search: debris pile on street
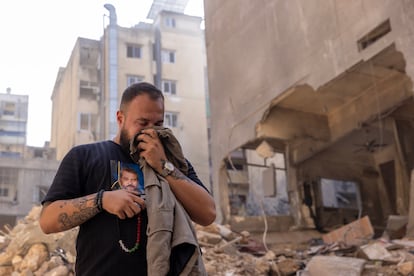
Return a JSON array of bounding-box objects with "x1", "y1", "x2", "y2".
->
[
  {"x1": 2, "y1": 206, "x2": 414, "y2": 275},
  {"x1": 0, "y1": 206, "x2": 77, "y2": 275}
]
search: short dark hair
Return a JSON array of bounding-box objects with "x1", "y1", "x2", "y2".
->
[
  {"x1": 120, "y1": 82, "x2": 164, "y2": 112},
  {"x1": 121, "y1": 167, "x2": 137, "y2": 176}
]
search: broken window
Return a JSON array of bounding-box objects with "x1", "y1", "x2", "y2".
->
[
  {"x1": 226, "y1": 149, "x2": 248, "y2": 215},
  {"x1": 226, "y1": 147, "x2": 289, "y2": 216},
  {"x1": 320, "y1": 179, "x2": 361, "y2": 210}
]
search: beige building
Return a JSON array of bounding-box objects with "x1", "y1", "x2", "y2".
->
[
  {"x1": 205, "y1": 0, "x2": 414, "y2": 233},
  {"x1": 50, "y1": 38, "x2": 101, "y2": 160},
  {"x1": 51, "y1": 5, "x2": 210, "y2": 187}
]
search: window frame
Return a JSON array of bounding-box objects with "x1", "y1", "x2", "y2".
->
[
  {"x1": 161, "y1": 50, "x2": 175, "y2": 64},
  {"x1": 126, "y1": 44, "x2": 142, "y2": 59},
  {"x1": 162, "y1": 79, "x2": 177, "y2": 95},
  {"x1": 78, "y1": 113, "x2": 96, "y2": 132},
  {"x1": 0, "y1": 167, "x2": 17, "y2": 201},
  {"x1": 2, "y1": 101, "x2": 16, "y2": 116},
  {"x1": 127, "y1": 75, "x2": 144, "y2": 87},
  {"x1": 165, "y1": 17, "x2": 176, "y2": 28},
  {"x1": 164, "y1": 111, "x2": 178, "y2": 128}
]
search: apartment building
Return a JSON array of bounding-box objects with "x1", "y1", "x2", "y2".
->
[
  {"x1": 0, "y1": 90, "x2": 58, "y2": 227},
  {"x1": 205, "y1": 0, "x2": 414, "y2": 233},
  {"x1": 0, "y1": 154, "x2": 59, "y2": 227},
  {"x1": 51, "y1": 4, "x2": 210, "y2": 187},
  {"x1": 0, "y1": 90, "x2": 28, "y2": 157},
  {"x1": 50, "y1": 38, "x2": 101, "y2": 160}
]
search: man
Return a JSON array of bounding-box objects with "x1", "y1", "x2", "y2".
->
[
  {"x1": 119, "y1": 167, "x2": 139, "y2": 191},
  {"x1": 39, "y1": 82, "x2": 216, "y2": 275}
]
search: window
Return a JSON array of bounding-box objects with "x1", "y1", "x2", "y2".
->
[
  {"x1": 79, "y1": 80, "x2": 98, "y2": 99},
  {"x1": 162, "y1": 80, "x2": 176, "y2": 95},
  {"x1": 165, "y1": 17, "x2": 176, "y2": 28},
  {"x1": 264, "y1": 152, "x2": 287, "y2": 197},
  {"x1": 357, "y1": 19, "x2": 391, "y2": 51},
  {"x1": 320, "y1": 179, "x2": 361, "y2": 210},
  {"x1": 226, "y1": 149, "x2": 245, "y2": 170},
  {"x1": 79, "y1": 113, "x2": 97, "y2": 131},
  {"x1": 0, "y1": 187, "x2": 8, "y2": 197},
  {"x1": 2, "y1": 102, "x2": 16, "y2": 116},
  {"x1": 34, "y1": 149, "x2": 44, "y2": 158},
  {"x1": 0, "y1": 167, "x2": 17, "y2": 200},
  {"x1": 161, "y1": 50, "x2": 175, "y2": 63},
  {"x1": 127, "y1": 44, "x2": 142, "y2": 58},
  {"x1": 127, "y1": 75, "x2": 143, "y2": 86},
  {"x1": 164, "y1": 112, "x2": 178, "y2": 128}
]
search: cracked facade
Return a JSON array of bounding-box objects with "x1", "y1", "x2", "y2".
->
[{"x1": 204, "y1": 0, "x2": 414, "y2": 234}]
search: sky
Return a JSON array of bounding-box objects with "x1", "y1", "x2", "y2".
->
[{"x1": 0, "y1": 0, "x2": 204, "y2": 147}]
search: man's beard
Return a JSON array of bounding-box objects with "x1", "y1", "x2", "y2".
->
[{"x1": 119, "y1": 127, "x2": 132, "y2": 154}]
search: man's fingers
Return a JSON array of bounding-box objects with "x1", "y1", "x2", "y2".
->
[
  {"x1": 124, "y1": 208, "x2": 135, "y2": 218},
  {"x1": 117, "y1": 212, "x2": 126, "y2": 220}
]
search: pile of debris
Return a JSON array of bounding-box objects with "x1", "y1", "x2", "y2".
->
[
  {"x1": 0, "y1": 206, "x2": 77, "y2": 275},
  {"x1": 2, "y1": 206, "x2": 414, "y2": 275},
  {"x1": 196, "y1": 219, "x2": 407, "y2": 276}
]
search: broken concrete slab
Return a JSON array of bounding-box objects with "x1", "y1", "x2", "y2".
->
[
  {"x1": 322, "y1": 216, "x2": 374, "y2": 246},
  {"x1": 305, "y1": 255, "x2": 366, "y2": 276},
  {"x1": 360, "y1": 241, "x2": 393, "y2": 261},
  {"x1": 397, "y1": 261, "x2": 414, "y2": 276},
  {"x1": 384, "y1": 215, "x2": 408, "y2": 239}
]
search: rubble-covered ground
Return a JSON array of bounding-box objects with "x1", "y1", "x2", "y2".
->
[{"x1": 1, "y1": 206, "x2": 414, "y2": 275}]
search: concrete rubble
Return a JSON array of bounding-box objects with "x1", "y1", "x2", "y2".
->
[{"x1": 2, "y1": 206, "x2": 414, "y2": 275}]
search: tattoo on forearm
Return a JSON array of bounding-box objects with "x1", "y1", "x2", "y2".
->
[
  {"x1": 57, "y1": 195, "x2": 100, "y2": 231},
  {"x1": 171, "y1": 168, "x2": 191, "y2": 183}
]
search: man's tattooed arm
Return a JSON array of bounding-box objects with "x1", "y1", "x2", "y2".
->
[
  {"x1": 56, "y1": 195, "x2": 100, "y2": 231},
  {"x1": 41, "y1": 193, "x2": 100, "y2": 233}
]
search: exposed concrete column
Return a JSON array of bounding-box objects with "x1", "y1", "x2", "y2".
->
[
  {"x1": 286, "y1": 164, "x2": 303, "y2": 228},
  {"x1": 215, "y1": 164, "x2": 229, "y2": 224},
  {"x1": 392, "y1": 119, "x2": 411, "y2": 214}
]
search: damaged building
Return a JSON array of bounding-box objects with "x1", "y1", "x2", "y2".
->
[{"x1": 204, "y1": 0, "x2": 414, "y2": 235}]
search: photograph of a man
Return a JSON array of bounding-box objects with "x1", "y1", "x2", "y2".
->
[
  {"x1": 120, "y1": 167, "x2": 139, "y2": 191},
  {"x1": 110, "y1": 161, "x2": 143, "y2": 194}
]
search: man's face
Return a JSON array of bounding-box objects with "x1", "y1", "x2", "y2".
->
[
  {"x1": 120, "y1": 170, "x2": 138, "y2": 191},
  {"x1": 117, "y1": 93, "x2": 164, "y2": 151}
]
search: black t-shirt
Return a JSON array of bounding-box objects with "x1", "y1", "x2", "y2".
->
[{"x1": 42, "y1": 140, "x2": 206, "y2": 276}]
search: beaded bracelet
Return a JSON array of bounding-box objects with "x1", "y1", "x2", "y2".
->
[{"x1": 96, "y1": 189, "x2": 105, "y2": 212}]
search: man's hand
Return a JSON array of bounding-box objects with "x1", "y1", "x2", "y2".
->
[
  {"x1": 136, "y1": 128, "x2": 166, "y2": 173},
  {"x1": 102, "y1": 189, "x2": 146, "y2": 219}
]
